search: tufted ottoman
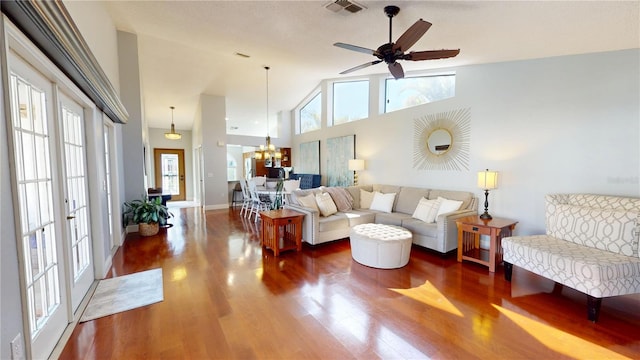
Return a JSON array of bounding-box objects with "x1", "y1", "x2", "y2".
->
[{"x1": 349, "y1": 223, "x2": 413, "y2": 269}]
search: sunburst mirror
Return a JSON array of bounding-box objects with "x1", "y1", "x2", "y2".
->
[{"x1": 413, "y1": 108, "x2": 471, "y2": 171}]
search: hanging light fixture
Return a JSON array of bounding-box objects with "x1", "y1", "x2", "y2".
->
[
  {"x1": 164, "y1": 106, "x2": 182, "y2": 140},
  {"x1": 256, "y1": 66, "x2": 281, "y2": 161}
]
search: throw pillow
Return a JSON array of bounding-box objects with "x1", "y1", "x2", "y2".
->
[
  {"x1": 324, "y1": 187, "x2": 354, "y2": 212},
  {"x1": 436, "y1": 196, "x2": 463, "y2": 218},
  {"x1": 412, "y1": 197, "x2": 442, "y2": 223},
  {"x1": 360, "y1": 189, "x2": 375, "y2": 209},
  {"x1": 315, "y1": 192, "x2": 338, "y2": 217},
  {"x1": 297, "y1": 194, "x2": 319, "y2": 212},
  {"x1": 369, "y1": 192, "x2": 396, "y2": 213}
]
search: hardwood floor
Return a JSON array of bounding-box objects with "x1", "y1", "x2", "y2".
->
[{"x1": 60, "y1": 207, "x2": 640, "y2": 359}]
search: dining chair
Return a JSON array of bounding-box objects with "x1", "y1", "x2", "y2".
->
[
  {"x1": 282, "y1": 179, "x2": 300, "y2": 204},
  {"x1": 247, "y1": 179, "x2": 271, "y2": 222},
  {"x1": 239, "y1": 179, "x2": 252, "y2": 218}
]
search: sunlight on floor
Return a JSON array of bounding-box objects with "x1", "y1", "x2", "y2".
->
[
  {"x1": 493, "y1": 305, "x2": 632, "y2": 359},
  {"x1": 390, "y1": 281, "x2": 464, "y2": 317}
]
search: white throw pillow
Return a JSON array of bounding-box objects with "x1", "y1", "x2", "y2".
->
[
  {"x1": 315, "y1": 192, "x2": 338, "y2": 217},
  {"x1": 412, "y1": 197, "x2": 442, "y2": 223},
  {"x1": 369, "y1": 192, "x2": 396, "y2": 213},
  {"x1": 297, "y1": 194, "x2": 319, "y2": 212},
  {"x1": 435, "y1": 196, "x2": 463, "y2": 218},
  {"x1": 360, "y1": 189, "x2": 375, "y2": 209}
]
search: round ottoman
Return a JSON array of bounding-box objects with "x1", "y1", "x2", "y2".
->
[{"x1": 349, "y1": 223, "x2": 413, "y2": 269}]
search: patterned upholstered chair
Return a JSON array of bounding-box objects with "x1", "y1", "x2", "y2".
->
[{"x1": 502, "y1": 194, "x2": 640, "y2": 322}]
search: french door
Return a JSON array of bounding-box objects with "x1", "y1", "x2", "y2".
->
[
  {"x1": 58, "y1": 93, "x2": 94, "y2": 312},
  {"x1": 9, "y1": 50, "x2": 94, "y2": 359}
]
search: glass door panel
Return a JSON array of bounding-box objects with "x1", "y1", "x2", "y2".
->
[
  {"x1": 59, "y1": 93, "x2": 94, "y2": 312},
  {"x1": 9, "y1": 61, "x2": 68, "y2": 360}
]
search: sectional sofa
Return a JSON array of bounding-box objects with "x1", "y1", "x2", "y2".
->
[{"x1": 283, "y1": 184, "x2": 478, "y2": 254}]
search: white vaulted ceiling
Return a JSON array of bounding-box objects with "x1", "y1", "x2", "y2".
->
[{"x1": 100, "y1": 1, "x2": 639, "y2": 137}]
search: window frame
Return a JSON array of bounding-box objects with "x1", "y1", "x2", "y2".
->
[
  {"x1": 296, "y1": 89, "x2": 322, "y2": 134},
  {"x1": 384, "y1": 72, "x2": 456, "y2": 113},
  {"x1": 331, "y1": 79, "x2": 370, "y2": 127}
]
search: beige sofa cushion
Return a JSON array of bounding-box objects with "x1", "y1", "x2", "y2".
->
[
  {"x1": 345, "y1": 185, "x2": 372, "y2": 209},
  {"x1": 401, "y1": 218, "x2": 439, "y2": 238},
  {"x1": 360, "y1": 189, "x2": 375, "y2": 209},
  {"x1": 290, "y1": 188, "x2": 322, "y2": 206},
  {"x1": 375, "y1": 212, "x2": 412, "y2": 226},
  {"x1": 297, "y1": 194, "x2": 319, "y2": 212},
  {"x1": 396, "y1": 186, "x2": 431, "y2": 214},
  {"x1": 318, "y1": 214, "x2": 349, "y2": 232}
]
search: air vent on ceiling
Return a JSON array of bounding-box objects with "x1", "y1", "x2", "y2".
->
[{"x1": 324, "y1": 0, "x2": 366, "y2": 14}]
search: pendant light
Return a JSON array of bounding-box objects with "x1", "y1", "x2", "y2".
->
[
  {"x1": 164, "y1": 106, "x2": 181, "y2": 140},
  {"x1": 256, "y1": 66, "x2": 280, "y2": 161}
]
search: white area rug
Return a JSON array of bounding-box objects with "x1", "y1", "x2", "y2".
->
[{"x1": 80, "y1": 268, "x2": 164, "y2": 322}]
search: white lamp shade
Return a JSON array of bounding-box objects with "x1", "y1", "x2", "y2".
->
[
  {"x1": 477, "y1": 170, "x2": 498, "y2": 190},
  {"x1": 348, "y1": 159, "x2": 365, "y2": 171}
]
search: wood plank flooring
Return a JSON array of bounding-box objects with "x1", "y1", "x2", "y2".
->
[{"x1": 60, "y1": 207, "x2": 640, "y2": 359}]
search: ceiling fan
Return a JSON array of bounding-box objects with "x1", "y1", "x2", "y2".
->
[{"x1": 334, "y1": 5, "x2": 460, "y2": 79}]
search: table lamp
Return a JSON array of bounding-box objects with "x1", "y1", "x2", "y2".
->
[
  {"x1": 477, "y1": 169, "x2": 498, "y2": 220},
  {"x1": 348, "y1": 159, "x2": 365, "y2": 186}
]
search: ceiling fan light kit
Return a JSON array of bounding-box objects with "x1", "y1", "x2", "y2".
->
[{"x1": 334, "y1": 5, "x2": 460, "y2": 79}]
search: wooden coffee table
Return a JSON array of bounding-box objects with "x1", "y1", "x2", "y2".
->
[{"x1": 259, "y1": 209, "x2": 304, "y2": 256}]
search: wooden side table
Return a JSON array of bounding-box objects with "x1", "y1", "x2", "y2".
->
[
  {"x1": 456, "y1": 215, "x2": 518, "y2": 272},
  {"x1": 259, "y1": 209, "x2": 304, "y2": 256}
]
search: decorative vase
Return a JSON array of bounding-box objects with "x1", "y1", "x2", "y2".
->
[{"x1": 139, "y1": 222, "x2": 159, "y2": 237}]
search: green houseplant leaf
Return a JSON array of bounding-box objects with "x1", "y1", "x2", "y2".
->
[{"x1": 123, "y1": 195, "x2": 173, "y2": 226}]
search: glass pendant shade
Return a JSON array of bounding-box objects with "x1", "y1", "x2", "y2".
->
[{"x1": 164, "y1": 106, "x2": 182, "y2": 140}]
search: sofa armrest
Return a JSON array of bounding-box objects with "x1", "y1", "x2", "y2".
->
[
  {"x1": 283, "y1": 204, "x2": 320, "y2": 244},
  {"x1": 436, "y1": 209, "x2": 478, "y2": 252}
]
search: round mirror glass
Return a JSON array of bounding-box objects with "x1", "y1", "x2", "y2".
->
[{"x1": 427, "y1": 129, "x2": 452, "y2": 155}]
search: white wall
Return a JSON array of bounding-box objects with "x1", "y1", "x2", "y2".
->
[
  {"x1": 200, "y1": 94, "x2": 230, "y2": 209},
  {"x1": 63, "y1": 1, "x2": 120, "y2": 92},
  {"x1": 117, "y1": 31, "x2": 146, "y2": 202},
  {"x1": 292, "y1": 49, "x2": 640, "y2": 236},
  {"x1": 147, "y1": 128, "x2": 194, "y2": 200}
]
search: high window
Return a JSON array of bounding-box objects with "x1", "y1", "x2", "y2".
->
[
  {"x1": 299, "y1": 92, "x2": 321, "y2": 133},
  {"x1": 385, "y1": 74, "x2": 455, "y2": 113},
  {"x1": 332, "y1": 80, "x2": 369, "y2": 126}
]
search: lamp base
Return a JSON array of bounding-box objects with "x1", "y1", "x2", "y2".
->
[{"x1": 479, "y1": 212, "x2": 493, "y2": 220}]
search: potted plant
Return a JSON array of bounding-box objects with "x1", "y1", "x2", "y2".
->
[
  {"x1": 122, "y1": 195, "x2": 172, "y2": 236},
  {"x1": 270, "y1": 178, "x2": 284, "y2": 210}
]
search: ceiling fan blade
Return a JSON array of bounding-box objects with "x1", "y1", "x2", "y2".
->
[
  {"x1": 388, "y1": 62, "x2": 404, "y2": 79},
  {"x1": 340, "y1": 60, "x2": 383, "y2": 75},
  {"x1": 392, "y1": 19, "x2": 432, "y2": 53},
  {"x1": 404, "y1": 49, "x2": 460, "y2": 61},
  {"x1": 334, "y1": 42, "x2": 376, "y2": 55}
]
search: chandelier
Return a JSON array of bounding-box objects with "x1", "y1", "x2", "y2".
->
[
  {"x1": 164, "y1": 106, "x2": 181, "y2": 140},
  {"x1": 255, "y1": 66, "x2": 281, "y2": 161}
]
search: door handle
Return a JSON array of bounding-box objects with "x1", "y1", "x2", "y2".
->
[
  {"x1": 67, "y1": 215, "x2": 75, "y2": 220},
  {"x1": 180, "y1": 175, "x2": 185, "y2": 181}
]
